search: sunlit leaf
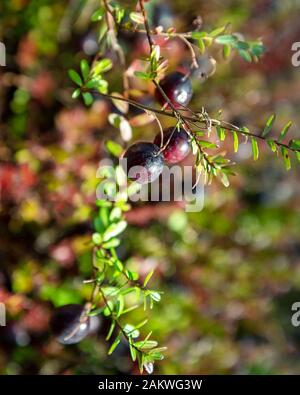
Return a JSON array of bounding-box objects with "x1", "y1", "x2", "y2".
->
[
  {"x1": 262, "y1": 114, "x2": 276, "y2": 137},
  {"x1": 215, "y1": 34, "x2": 237, "y2": 45},
  {"x1": 103, "y1": 221, "x2": 127, "y2": 241},
  {"x1": 278, "y1": 121, "x2": 292, "y2": 142},
  {"x1": 281, "y1": 146, "x2": 291, "y2": 170},
  {"x1": 108, "y1": 332, "x2": 121, "y2": 355},
  {"x1": 91, "y1": 8, "x2": 104, "y2": 22},
  {"x1": 130, "y1": 12, "x2": 144, "y2": 24},
  {"x1": 289, "y1": 139, "x2": 300, "y2": 150},
  {"x1": 143, "y1": 269, "x2": 154, "y2": 287},
  {"x1": 251, "y1": 137, "x2": 259, "y2": 160},
  {"x1": 233, "y1": 131, "x2": 239, "y2": 152}
]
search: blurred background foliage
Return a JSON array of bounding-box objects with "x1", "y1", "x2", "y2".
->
[{"x1": 1, "y1": 0, "x2": 300, "y2": 374}]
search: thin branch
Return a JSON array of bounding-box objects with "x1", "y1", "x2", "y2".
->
[
  {"x1": 102, "y1": 0, "x2": 129, "y2": 95},
  {"x1": 82, "y1": 89, "x2": 300, "y2": 154}
]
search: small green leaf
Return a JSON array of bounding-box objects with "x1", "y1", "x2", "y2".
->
[
  {"x1": 216, "y1": 126, "x2": 226, "y2": 141},
  {"x1": 262, "y1": 114, "x2": 276, "y2": 137},
  {"x1": 134, "y1": 71, "x2": 151, "y2": 80},
  {"x1": 223, "y1": 44, "x2": 231, "y2": 59},
  {"x1": 106, "y1": 321, "x2": 115, "y2": 341},
  {"x1": 116, "y1": 296, "x2": 124, "y2": 317},
  {"x1": 68, "y1": 69, "x2": 82, "y2": 86},
  {"x1": 92, "y1": 232, "x2": 102, "y2": 245},
  {"x1": 281, "y1": 146, "x2": 291, "y2": 170},
  {"x1": 215, "y1": 34, "x2": 237, "y2": 45},
  {"x1": 251, "y1": 137, "x2": 259, "y2": 160},
  {"x1": 103, "y1": 300, "x2": 114, "y2": 316},
  {"x1": 220, "y1": 172, "x2": 230, "y2": 187},
  {"x1": 289, "y1": 139, "x2": 300, "y2": 150},
  {"x1": 120, "y1": 305, "x2": 139, "y2": 315},
  {"x1": 108, "y1": 332, "x2": 121, "y2": 355},
  {"x1": 197, "y1": 140, "x2": 217, "y2": 148},
  {"x1": 82, "y1": 92, "x2": 93, "y2": 106},
  {"x1": 109, "y1": 207, "x2": 122, "y2": 221},
  {"x1": 233, "y1": 131, "x2": 239, "y2": 152},
  {"x1": 106, "y1": 140, "x2": 123, "y2": 157},
  {"x1": 103, "y1": 220, "x2": 127, "y2": 241},
  {"x1": 102, "y1": 238, "x2": 120, "y2": 249},
  {"x1": 191, "y1": 31, "x2": 207, "y2": 40},
  {"x1": 134, "y1": 340, "x2": 158, "y2": 350},
  {"x1": 278, "y1": 121, "x2": 292, "y2": 142},
  {"x1": 91, "y1": 8, "x2": 104, "y2": 22},
  {"x1": 72, "y1": 88, "x2": 81, "y2": 99},
  {"x1": 135, "y1": 319, "x2": 148, "y2": 329},
  {"x1": 129, "y1": 12, "x2": 144, "y2": 24},
  {"x1": 114, "y1": 259, "x2": 124, "y2": 272},
  {"x1": 80, "y1": 59, "x2": 90, "y2": 81},
  {"x1": 123, "y1": 324, "x2": 139, "y2": 339},
  {"x1": 236, "y1": 41, "x2": 250, "y2": 50},
  {"x1": 149, "y1": 291, "x2": 161, "y2": 302},
  {"x1": 295, "y1": 152, "x2": 300, "y2": 162},
  {"x1": 251, "y1": 42, "x2": 265, "y2": 57},
  {"x1": 267, "y1": 139, "x2": 277, "y2": 152},
  {"x1": 143, "y1": 269, "x2": 154, "y2": 287},
  {"x1": 238, "y1": 49, "x2": 252, "y2": 62},
  {"x1": 209, "y1": 26, "x2": 226, "y2": 38},
  {"x1": 129, "y1": 340, "x2": 137, "y2": 361},
  {"x1": 197, "y1": 39, "x2": 205, "y2": 54},
  {"x1": 92, "y1": 58, "x2": 112, "y2": 75},
  {"x1": 126, "y1": 269, "x2": 139, "y2": 281}
]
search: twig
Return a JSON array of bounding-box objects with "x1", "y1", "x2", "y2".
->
[
  {"x1": 81, "y1": 88, "x2": 300, "y2": 154},
  {"x1": 102, "y1": 0, "x2": 130, "y2": 96}
]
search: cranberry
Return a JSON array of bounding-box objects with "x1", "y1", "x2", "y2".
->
[
  {"x1": 155, "y1": 71, "x2": 193, "y2": 109},
  {"x1": 154, "y1": 127, "x2": 191, "y2": 164},
  {"x1": 51, "y1": 304, "x2": 90, "y2": 345},
  {"x1": 122, "y1": 142, "x2": 164, "y2": 184}
]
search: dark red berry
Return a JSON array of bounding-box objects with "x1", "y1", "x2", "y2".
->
[
  {"x1": 154, "y1": 127, "x2": 191, "y2": 164},
  {"x1": 51, "y1": 304, "x2": 90, "y2": 345},
  {"x1": 155, "y1": 71, "x2": 193, "y2": 109},
  {"x1": 122, "y1": 142, "x2": 164, "y2": 184}
]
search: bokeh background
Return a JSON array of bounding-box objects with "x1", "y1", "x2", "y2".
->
[{"x1": 1, "y1": 0, "x2": 300, "y2": 374}]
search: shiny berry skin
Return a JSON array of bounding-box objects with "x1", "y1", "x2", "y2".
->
[
  {"x1": 154, "y1": 127, "x2": 191, "y2": 164},
  {"x1": 122, "y1": 142, "x2": 164, "y2": 184},
  {"x1": 155, "y1": 72, "x2": 193, "y2": 109},
  {"x1": 51, "y1": 304, "x2": 90, "y2": 345}
]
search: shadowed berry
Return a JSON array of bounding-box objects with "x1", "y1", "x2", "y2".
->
[
  {"x1": 154, "y1": 127, "x2": 191, "y2": 164},
  {"x1": 51, "y1": 304, "x2": 90, "y2": 345},
  {"x1": 155, "y1": 71, "x2": 193, "y2": 109},
  {"x1": 122, "y1": 142, "x2": 164, "y2": 184}
]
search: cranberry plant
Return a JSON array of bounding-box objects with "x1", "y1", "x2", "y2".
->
[{"x1": 64, "y1": 0, "x2": 300, "y2": 373}]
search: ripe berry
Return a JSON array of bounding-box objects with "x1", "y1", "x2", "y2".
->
[
  {"x1": 154, "y1": 127, "x2": 191, "y2": 164},
  {"x1": 51, "y1": 304, "x2": 90, "y2": 345},
  {"x1": 122, "y1": 142, "x2": 164, "y2": 184},
  {"x1": 155, "y1": 71, "x2": 193, "y2": 109}
]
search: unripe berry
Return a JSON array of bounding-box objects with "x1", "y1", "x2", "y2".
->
[
  {"x1": 122, "y1": 142, "x2": 164, "y2": 184},
  {"x1": 154, "y1": 127, "x2": 191, "y2": 164},
  {"x1": 155, "y1": 71, "x2": 193, "y2": 109}
]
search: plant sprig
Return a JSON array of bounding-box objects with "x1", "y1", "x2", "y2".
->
[{"x1": 67, "y1": 0, "x2": 299, "y2": 374}]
